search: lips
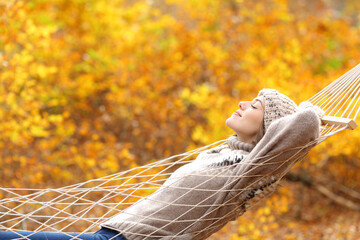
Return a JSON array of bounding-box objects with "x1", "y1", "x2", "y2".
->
[{"x1": 235, "y1": 110, "x2": 242, "y2": 117}]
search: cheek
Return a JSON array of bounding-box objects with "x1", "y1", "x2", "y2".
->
[
  {"x1": 226, "y1": 112, "x2": 264, "y2": 134},
  {"x1": 246, "y1": 112, "x2": 264, "y2": 129}
]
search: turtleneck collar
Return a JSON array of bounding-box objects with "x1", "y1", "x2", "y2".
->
[{"x1": 226, "y1": 135, "x2": 255, "y2": 152}]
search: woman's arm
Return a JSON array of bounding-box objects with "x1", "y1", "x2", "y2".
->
[
  {"x1": 227, "y1": 108, "x2": 321, "y2": 199},
  {"x1": 249, "y1": 107, "x2": 320, "y2": 163}
]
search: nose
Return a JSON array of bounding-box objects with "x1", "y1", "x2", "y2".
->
[{"x1": 238, "y1": 101, "x2": 250, "y2": 110}]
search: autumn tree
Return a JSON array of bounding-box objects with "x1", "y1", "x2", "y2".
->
[{"x1": 1, "y1": 0, "x2": 360, "y2": 239}]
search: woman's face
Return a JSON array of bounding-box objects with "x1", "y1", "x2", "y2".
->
[{"x1": 226, "y1": 95, "x2": 265, "y2": 143}]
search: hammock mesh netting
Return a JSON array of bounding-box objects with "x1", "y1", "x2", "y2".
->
[{"x1": 1, "y1": 63, "x2": 360, "y2": 239}]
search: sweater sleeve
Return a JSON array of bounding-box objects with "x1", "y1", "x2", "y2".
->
[{"x1": 225, "y1": 108, "x2": 320, "y2": 200}]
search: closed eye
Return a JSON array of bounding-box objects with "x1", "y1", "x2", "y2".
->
[
  {"x1": 253, "y1": 98, "x2": 264, "y2": 110},
  {"x1": 251, "y1": 98, "x2": 263, "y2": 110}
]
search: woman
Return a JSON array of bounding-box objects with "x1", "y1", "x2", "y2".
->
[{"x1": 0, "y1": 89, "x2": 321, "y2": 240}]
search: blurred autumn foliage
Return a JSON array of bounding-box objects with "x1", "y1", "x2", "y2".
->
[{"x1": 1, "y1": 0, "x2": 360, "y2": 239}]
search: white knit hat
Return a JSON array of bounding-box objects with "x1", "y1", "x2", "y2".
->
[{"x1": 258, "y1": 89, "x2": 298, "y2": 132}]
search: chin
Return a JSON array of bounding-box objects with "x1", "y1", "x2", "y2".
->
[
  {"x1": 225, "y1": 118, "x2": 236, "y2": 132},
  {"x1": 225, "y1": 117, "x2": 232, "y2": 128}
]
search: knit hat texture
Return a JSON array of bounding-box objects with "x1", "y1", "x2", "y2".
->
[{"x1": 258, "y1": 89, "x2": 298, "y2": 132}]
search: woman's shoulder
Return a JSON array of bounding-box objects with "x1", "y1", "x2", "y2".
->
[
  {"x1": 195, "y1": 145, "x2": 228, "y2": 160},
  {"x1": 195, "y1": 144, "x2": 249, "y2": 162},
  {"x1": 207, "y1": 145, "x2": 229, "y2": 154}
]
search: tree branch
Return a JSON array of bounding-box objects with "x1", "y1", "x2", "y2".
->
[{"x1": 285, "y1": 172, "x2": 360, "y2": 211}]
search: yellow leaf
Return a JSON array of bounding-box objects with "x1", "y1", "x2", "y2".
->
[{"x1": 30, "y1": 125, "x2": 48, "y2": 137}]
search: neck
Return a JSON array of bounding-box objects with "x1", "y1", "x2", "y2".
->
[{"x1": 236, "y1": 134, "x2": 256, "y2": 145}]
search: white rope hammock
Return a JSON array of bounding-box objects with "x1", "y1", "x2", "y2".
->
[{"x1": 1, "y1": 63, "x2": 360, "y2": 239}]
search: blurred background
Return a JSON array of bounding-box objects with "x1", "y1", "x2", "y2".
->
[{"x1": 1, "y1": 0, "x2": 360, "y2": 239}]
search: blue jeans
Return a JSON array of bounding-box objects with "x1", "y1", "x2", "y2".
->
[{"x1": 0, "y1": 227, "x2": 127, "y2": 240}]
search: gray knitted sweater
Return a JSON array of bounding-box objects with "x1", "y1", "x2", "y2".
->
[{"x1": 102, "y1": 109, "x2": 320, "y2": 240}]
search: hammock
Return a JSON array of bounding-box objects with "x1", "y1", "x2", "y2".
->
[{"x1": 1, "y1": 63, "x2": 360, "y2": 239}]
